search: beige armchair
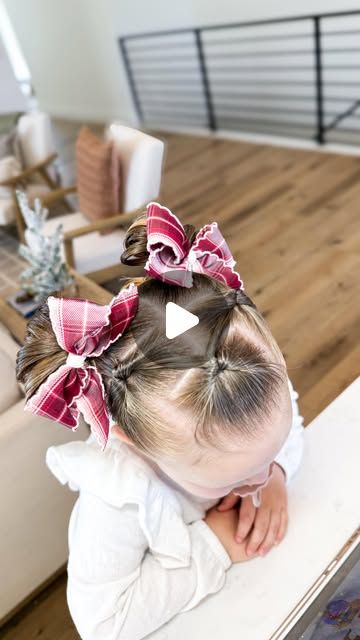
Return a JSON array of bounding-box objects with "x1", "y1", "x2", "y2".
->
[
  {"x1": 0, "y1": 111, "x2": 75, "y2": 239},
  {"x1": 37, "y1": 124, "x2": 165, "y2": 285}
]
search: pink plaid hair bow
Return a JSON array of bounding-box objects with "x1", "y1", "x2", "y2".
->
[
  {"x1": 145, "y1": 202, "x2": 244, "y2": 290},
  {"x1": 25, "y1": 283, "x2": 138, "y2": 451}
]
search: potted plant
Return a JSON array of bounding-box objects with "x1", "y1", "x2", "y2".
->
[{"x1": 7, "y1": 191, "x2": 76, "y2": 317}]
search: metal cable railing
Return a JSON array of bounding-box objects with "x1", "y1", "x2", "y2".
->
[{"x1": 119, "y1": 10, "x2": 360, "y2": 145}]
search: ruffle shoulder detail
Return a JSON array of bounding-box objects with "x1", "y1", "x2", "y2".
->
[{"x1": 45, "y1": 432, "x2": 191, "y2": 569}]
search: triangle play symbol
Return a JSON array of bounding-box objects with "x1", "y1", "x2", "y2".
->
[{"x1": 165, "y1": 302, "x2": 199, "y2": 339}]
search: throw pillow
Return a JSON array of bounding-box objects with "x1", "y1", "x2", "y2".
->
[{"x1": 75, "y1": 127, "x2": 122, "y2": 227}]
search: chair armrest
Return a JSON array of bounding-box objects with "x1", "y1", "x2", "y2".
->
[
  {"x1": 0, "y1": 153, "x2": 58, "y2": 187},
  {"x1": 63, "y1": 207, "x2": 144, "y2": 240},
  {"x1": 39, "y1": 185, "x2": 77, "y2": 207}
]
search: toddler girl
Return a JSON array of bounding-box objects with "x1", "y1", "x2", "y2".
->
[{"x1": 16, "y1": 203, "x2": 305, "y2": 640}]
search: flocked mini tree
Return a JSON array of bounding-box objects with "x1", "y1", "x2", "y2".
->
[{"x1": 16, "y1": 190, "x2": 74, "y2": 302}]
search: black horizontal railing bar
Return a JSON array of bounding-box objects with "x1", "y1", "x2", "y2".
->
[
  {"x1": 203, "y1": 28, "x2": 360, "y2": 44},
  {"x1": 120, "y1": 9, "x2": 360, "y2": 40},
  {"x1": 213, "y1": 104, "x2": 316, "y2": 116},
  {"x1": 123, "y1": 29, "x2": 360, "y2": 54},
  {"x1": 202, "y1": 79, "x2": 315, "y2": 86},
  {"x1": 216, "y1": 116, "x2": 315, "y2": 128},
  {"x1": 203, "y1": 50, "x2": 314, "y2": 57},
  {"x1": 322, "y1": 29, "x2": 360, "y2": 37},
  {"x1": 325, "y1": 96, "x2": 360, "y2": 102},
  {"x1": 121, "y1": 29, "x2": 194, "y2": 41},
  {"x1": 137, "y1": 79, "x2": 315, "y2": 87},
  {"x1": 144, "y1": 109, "x2": 206, "y2": 118},
  {"x1": 136, "y1": 88, "x2": 315, "y2": 99},
  {"x1": 222, "y1": 129, "x2": 314, "y2": 141},
  {"x1": 135, "y1": 78, "x2": 202, "y2": 86},
  {"x1": 142, "y1": 104, "x2": 316, "y2": 117},
  {"x1": 144, "y1": 114, "x2": 207, "y2": 121},
  {"x1": 145, "y1": 115, "x2": 208, "y2": 124},
  {"x1": 207, "y1": 65, "x2": 315, "y2": 71},
  {"x1": 126, "y1": 33, "x2": 313, "y2": 53},
  {"x1": 130, "y1": 50, "x2": 312, "y2": 65},
  {"x1": 135, "y1": 65, "x2": 360, "y2": 76},
  {"x1": 207, "y1": 46, "x2": 360, "y2": 54},
  {"x1": 134, "y1": 77, "x2": 202, "y2": 85},
  {"x1": 124, "y1": 29, "x2": 360, "y2": 57},
  {"x1": 129, "y1": 47, "x2": 360, "y2": 66},
  {"x1": 133, "y1": 65, "x2": 200, "y2": 73},
  {"x1": 145, "y1": 113, "x2": 314, "y2": 128},
  {"x1": 325, "y1": 81, "x2": 360, "y2": 86},
  {"x1": 129, "y1": 53, "x2": 198, "y2": 62},
  {"x1": 140, "y1": 97, "x2": 205, "y2": 105},
  {"x1": 211, "y1": 92, "x2": 317, "y2": 101},
  {"x1": 137, "y1": 88, "x2": 205, "y2": 96},
  {"x1": 202, "y1": 33, "x2": 312, "y2": 45},
  {"x1": 127, "y1": 41, "x2": 196, "y2": 53},
  {"x1": 322, "y1": 47, "x2": 360, "y2": 52},
  {"x1": 133, "y1": 69, "x2": 200, "y2": 76},
  {"x1": 322, "y1": 65, "x2": 360, "y2": 69},
  {"x1": 215, "y1": 104, "x2": 345, "y2": 119},
  {"x1": 140, "y1": 93, "x2": 318, "y2": 103},
  {"x1": 211, "y1": 64, "x2": 360, "y2": 71},
  {"x1": 327, "y1": 127, "x2": 360, "y2": 133},
  {"x1": 214, "y1": 116, "x2": 313, "y2": 128},
  {"x1": 325, "y1": 111, "x2": 360, "y2": 118},
  {"x1": 134, "y1": 66, "x2": 315, "y2": 76}
]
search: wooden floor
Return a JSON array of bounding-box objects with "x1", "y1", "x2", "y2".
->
[{"x1": 2, "y1": 125, "x2": 360, "y2": 639}]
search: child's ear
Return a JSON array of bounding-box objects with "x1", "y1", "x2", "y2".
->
[{"x1": 112, "y1": 424, "x2": 134, "y2": 446}]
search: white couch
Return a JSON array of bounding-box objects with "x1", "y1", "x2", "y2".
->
[{"x1": 0, "y1": 322, "x2": 89, "y2": 625}]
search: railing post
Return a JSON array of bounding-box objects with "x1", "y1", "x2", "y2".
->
[
  {"x1": 118, "y1": 38, "x2": 144, "y2": 125},
  {"x1": 313, "y1": 16, "x2": 325, "y2": 144},
  {"x1": 194, "y1": 28, "x2": 216, "y2": 131}
]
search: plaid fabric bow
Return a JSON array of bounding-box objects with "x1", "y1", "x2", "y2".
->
[
  {"x1": 25, "y1": 283, "x2": 139, "y2": 451},
  {"x1": 144, "y1": 202, "x2": 244, "y2": 290}
]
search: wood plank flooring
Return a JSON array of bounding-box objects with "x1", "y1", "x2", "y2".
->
[{"x1": 1, "y1": 124, "x2": 359, "y2": 639}]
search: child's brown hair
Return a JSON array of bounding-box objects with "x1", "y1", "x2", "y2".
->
[{"x1": 16, "y1": 214, "x2": 287, "y2": 459}]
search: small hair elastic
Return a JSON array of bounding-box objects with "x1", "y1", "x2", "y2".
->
[{"x1": 25, "y1": 283, "x2": 139, "y2": 451}]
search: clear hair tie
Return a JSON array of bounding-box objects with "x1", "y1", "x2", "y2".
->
[{"x1": 66, "y1": 353, "x2": 86, "y2": 368}]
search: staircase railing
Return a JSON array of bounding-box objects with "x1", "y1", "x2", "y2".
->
[{"x1": 119, "y1": 10, "x2": 360, "y2": 145}]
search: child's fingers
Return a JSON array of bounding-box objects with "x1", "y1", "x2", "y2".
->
[
  {"x1": 216, "y1": 492, "x2": 239, "y2": 511},
  {"x1": 245, "y1": 507, "x2": 271, "y2": 556},
  {"x1": 275, "y1": 508, "x2": 288, "y2": 543},
  {"x1": 257, "y1": 511, "x2": 281, "y2": 555},
  {"x1": 235, "y1": 497, "x2": 256, "y2": 542}
]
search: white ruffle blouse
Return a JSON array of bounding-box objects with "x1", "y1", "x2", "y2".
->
[{"x1": 45, "y1": 377, "x2": 305, "y2": 640}]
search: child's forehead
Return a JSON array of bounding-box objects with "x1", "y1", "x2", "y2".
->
[{"x1": 157, "y1": 380, "x2": 293, "y2": 474}]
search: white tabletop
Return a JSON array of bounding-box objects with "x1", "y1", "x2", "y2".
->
[{"x1": 148, "y1": 376, "x2": 360, "y2": 640}]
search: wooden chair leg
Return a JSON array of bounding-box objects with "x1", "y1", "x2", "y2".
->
[
  {"x1": 39, "y1": 167, "x2": 57, "y2": 190},
  {"x1": 40, "y1": 168, "x2": 75, "y2": 213},
  {"x1": 13, "y1": 194, "x2": 26, "y2": 243},
  {"x1": 64, "y1": 237, "x2": 76, "y2": 269}
]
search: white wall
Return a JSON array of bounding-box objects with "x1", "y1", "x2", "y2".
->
[
  {"x1": 0, "y1": 35, "x2": 27, "y2": 113},
  {"x1": 3, "y1": 0, "x2": 360, "y2": 126}
]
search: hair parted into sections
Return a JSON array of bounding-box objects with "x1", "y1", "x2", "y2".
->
[{"x1": 16, "y1": 212, "x2": 287, "y2": 460}]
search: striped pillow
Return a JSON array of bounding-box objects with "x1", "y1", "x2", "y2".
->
[{"x1": 76, "y1": 126, "x2": 122, "y2": 224}]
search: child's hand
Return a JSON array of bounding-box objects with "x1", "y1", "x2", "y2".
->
[{"x1": 216, "y1": 463, "x2": 288, "y2": 558}]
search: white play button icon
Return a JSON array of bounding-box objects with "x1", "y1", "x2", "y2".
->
[{"x1": 165, "y1": 302, "x2": 199, "y2": 339}]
